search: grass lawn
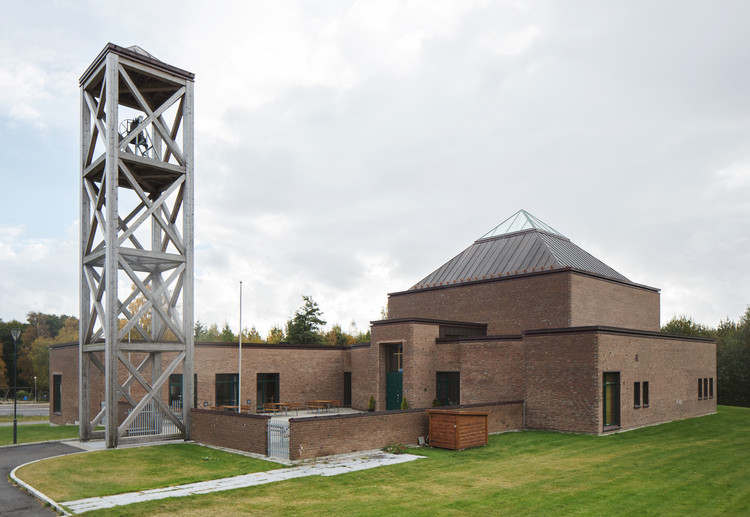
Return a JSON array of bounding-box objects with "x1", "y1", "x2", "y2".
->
[
  {"x1": 16, "y1": 443, "x2": 283, "y2": 502},
  {"x1": 0, "y1": 415, "x2": 49, "y2": 424},
  {"x1": 0, "y1": 423, "x2": 78, "y2": 445},
  {"x1": 18, "y1": 406, "x2": 750, "y2": 516}
]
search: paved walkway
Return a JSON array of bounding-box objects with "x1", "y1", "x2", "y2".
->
[
  {"x1": 1, "y1": 442, "x2": 84, "y2": 516},
  {"x1": 59, "y1": 450, "x2": 421, "y2": 514}
]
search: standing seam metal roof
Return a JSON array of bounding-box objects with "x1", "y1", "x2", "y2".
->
[{"x1": 410, "y1": 214, "x2": 630, "y2": 290}]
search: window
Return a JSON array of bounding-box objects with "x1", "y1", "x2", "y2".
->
[
  {"x1": 603, "y1": 372, "x2": 620, "y2": 428},
  {"x1": 171, "y1": 374, "x2": 198, "y2": 409},
  {"x1": 634, "y1": 381, "x2": 649, "y2": 409},
  {"x1": 169, "y1": 374, "x2": 182, "y2": 409},
  {"x1": 634, "y1": 382, "x2": 641, "y2": 408},
  {"x1": 52, "y1": 374, "x2": 62, "y2": 414},
  {"x1": 215, "y1": 373, "x2": 238, "y2": 407},
  {"x1": 704, "y1": 378, "x2": 708, "y2": 400},
  {"x1": 698, "y1": 378, "x2": 703, "y2": 400},
  {"x1": 257, "y1": 373, "x2": 280, "y2": 408},
  {"x1": 343, "y1": 372, "x2": 352, "y2": 407},
  {"x1": 386, "y1": 344, "x2": 403, "y2": 372},
  {"x1": 709, "y1": 377, "x2": 714, "y2": 399},
  {"x1": 436, "y1": 372, "x2": 460, "y2": 406}
]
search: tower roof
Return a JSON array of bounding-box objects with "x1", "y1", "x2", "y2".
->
[{"x1": 410, "y1": 210, "x2": 630, "y2": 290}]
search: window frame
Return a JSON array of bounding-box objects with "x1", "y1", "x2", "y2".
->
[
  {"x1": 52, "y1": 374, "x2": 62, "y2": 414},
  {"x1": 634, "y1": 381, "x2": 641, "y2": 409}
]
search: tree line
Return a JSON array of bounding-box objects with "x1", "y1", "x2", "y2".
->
[
  {"x1": 662, "y1": 306, "x2": 750, "y2": 408},
  {"x1": 194, "y1": 296, "x2": 371, "y2": 346},
  {"x1": 0, "y1": 296, "x2": 371, "y2": 399}
]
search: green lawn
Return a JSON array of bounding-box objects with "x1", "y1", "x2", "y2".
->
[
  {"x1": 0, "y1": 423, "x2": 78, "y2": 445},
  {"x1": 17, "y1": 406, "x2": 750, "y2": 516},
  {"x1": 0, "y1": 415, "x2": 49, "y2": 424},
  {"x1": 16, "y1": 443, "x2": 283, "y2": 502}
]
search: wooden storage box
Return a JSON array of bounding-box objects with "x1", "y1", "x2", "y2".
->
[{"x1": 426, "y1": 409, "x2": 489, "y2": 450}]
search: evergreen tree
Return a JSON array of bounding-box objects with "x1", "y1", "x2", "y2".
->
[{"x1": 286, "y1": 296, "x2": 326, "y2": 344}]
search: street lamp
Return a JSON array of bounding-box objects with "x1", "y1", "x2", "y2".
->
[
  {"x1": 34, "y1": 376, "x2": 37, "y2": 404},
  {"x1": 10, "y1": 327, "x2": 21, "y2": 445}
]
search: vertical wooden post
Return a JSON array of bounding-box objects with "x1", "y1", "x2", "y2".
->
[
  {"x1": 104, "y1": 52, "x2": 120, "y2": 449},
  {"x1": 79, "y1": 85, "x2": 92, "y2": 441},
  {"x1": 182, "y1": 78, "x2": 195, "y2": 439}
]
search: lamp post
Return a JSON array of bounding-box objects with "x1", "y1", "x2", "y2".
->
[
  {"x1": 34, "y1": 376, "x2": 37, "y2": 403},
  {"x1": 10, "y1": 327, "x2": 21, "y2": 445}
]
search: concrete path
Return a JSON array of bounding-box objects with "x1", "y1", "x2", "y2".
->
[
  {"x1": 0, "y1": 442, "x2": 84, "y2": 516},
  {"x1": 60, "y1": 451, "x2": 422, "y2": 514}
]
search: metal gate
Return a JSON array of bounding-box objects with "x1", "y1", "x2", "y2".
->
[
  {"x1": 268, "y1": 421, "x2": 290, "y2": 460},
  {"x1": 126, "y1": 401, "x2": 183, "y2": 437}
]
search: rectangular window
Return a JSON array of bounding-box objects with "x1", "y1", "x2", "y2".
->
[
  {"x1": 52, "y1": 374, "x2": 62, "y2": 414},
  {"x1": 634, "y1": 382, "x2": 641, "y2": 408},
  {"x1": 698, "y1": 378, "x2": 703, "y2": 399},
  {"x1": 169, "y1": 374, "x2": 183, "y2": 409},
  {"x1": 704, "y1": 378, "x2": 709, "y2": 400},
  {"x1": 642, "y1": 381, "x2": 649, "y2": 407},
  {"x1": 257, "y1": 373, "x2": 280, "y2": 408},
  {"x1": 603, "y1": 372, "x2": 620, "y2": 428},
  {"x1": 386, "y1": 344, "x2": 403, "y2": 372},
  {"x1": 215, "y1": 373, "x2": 238, "y2": 407},
  {"x1": 436, "y1": 372, "x2": 460, "y2": 406},
  {"x1": 709, "y1": 377, "x2": 714, "y2": 398},
  {"x1": 343, "y1": 372, "x2": 352, "y2": 407}
]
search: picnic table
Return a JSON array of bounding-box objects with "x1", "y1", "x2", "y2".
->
[{"x1": 305, "y1": 400, "x2": 340, "y2": 413}]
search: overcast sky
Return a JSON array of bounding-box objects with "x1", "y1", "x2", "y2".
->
[{"x1": 1, "y1": 0, "x2": 748, "y2": 336}]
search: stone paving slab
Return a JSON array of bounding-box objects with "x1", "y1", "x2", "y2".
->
[{"x1": 62, "y1": 451, "x2": 421, "y2": 514}]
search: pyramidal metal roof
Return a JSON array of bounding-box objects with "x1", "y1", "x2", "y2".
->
[{"x1": 410, "y1": 210, "x2": 630, "y2": 290}]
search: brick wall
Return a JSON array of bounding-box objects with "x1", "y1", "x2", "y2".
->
[
  {"x1": 288, "y1": 401, "x2": 524, "y2": 460},
  {"x1": 49, "y1": 343, "x2": 104, "y2": 426},
  {"x1": 524, "y1": 328, "x2": 717, "y2": 433},
  {"x1": 569, "y1": 273, "x2": 660, "y2": 331},
  {"x1": 191, "y1": 408, "x2": 269, "y2": 455},
  {"x1": 524, "y1": 332, "x2": 600, "y2": 433},
  {"x1": 387, "y1": 271, "x2": 571, "y2": 334},
  {"x1": 597, "y1": 331, "x2": 717, "y2": 430}
]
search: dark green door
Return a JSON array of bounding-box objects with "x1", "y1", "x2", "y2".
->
[
  {"x1": 386, "y1": 371, "x2": 403, "y2": 410},
  {"x1": 385, "y1": 343, "x2": 403, "y2": 410}
]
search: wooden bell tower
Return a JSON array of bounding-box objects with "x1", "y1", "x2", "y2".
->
[{"x1": 79, "y1": 43, "x2": 195, "y2": 447}]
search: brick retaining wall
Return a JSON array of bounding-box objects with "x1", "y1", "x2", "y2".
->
[
  {"x1": 191, "y1": 408, "x2": 269, "y2": 455},
  {"x1": 289, "y1": 401, "x2": 523, "y2": 460},
  {"x1": 189, "y1": 402, "x2": 523, "y2": 461}
]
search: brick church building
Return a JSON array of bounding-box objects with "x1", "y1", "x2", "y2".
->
[{"x1": 50, "y1": 210, "x2": 716, "y2": 435}]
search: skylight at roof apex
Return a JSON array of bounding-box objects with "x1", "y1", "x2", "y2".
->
[{"x1": 478, "y1": 210, "x2": 566, "y2": 240}]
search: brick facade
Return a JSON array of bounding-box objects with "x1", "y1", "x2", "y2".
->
[
  {"x1": 387, "y1": 269, "x2": 660, "y2": 334},
  {"x1": 191, "y1": 408, "x2": 269, "y2": 455},
  {"x1": 289, "y1": 401, "x2": 524, "y2": 460},
  {"x1": 524, "y1": 327, "x2": 716, "y2": 433}
]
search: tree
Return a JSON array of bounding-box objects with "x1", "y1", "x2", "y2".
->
[
  {"x1": 266, "y1": 325, "x2": 285, "y2": 344},
  {"x1": 241, "y1": 326, "x2": 264, "y2": 343},
  {"x1": 286, "y1": 296, "x2": 326, "y2": 345},
  {"x1": 219, "y1": 322, "x2": 236, "y2": 343},
  {"x1": 324, "y1": 324, "x2": 350, "y2": 347},
  {"x1": 716, "y1": 308, "x2": 750, "y2": 407},
  {"x1": 661, "y1": 315, "x2": 716, "y2": 338}
]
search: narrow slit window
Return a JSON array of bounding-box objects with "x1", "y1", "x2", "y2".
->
[
  {"x1": 698, "y1": 378, "x2": 703, "y2": 400},
  {"x1": 642, "y1": 381, "x2": 649, "y2": 407},
  {"x1": 709, "y1": 377, "x2": 714, "y2": 399},
  {"x1": 634, "y1": 382, "x2": 641, "y2": 408}
]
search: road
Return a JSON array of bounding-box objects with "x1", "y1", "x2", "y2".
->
[
  {"x1": 0, "y1": 442, "x2": 82, "y2": 516},
  {"x1": 0, "y1": 404, "x2": 49, "y2": 417}
]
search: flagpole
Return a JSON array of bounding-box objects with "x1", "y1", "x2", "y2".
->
[{"x1": 238, "y1": 281, "x2": 242, "y2": 411}]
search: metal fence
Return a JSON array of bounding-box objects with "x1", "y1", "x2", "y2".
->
[
  {"x1": 126, "y1": 401, "x2": 183, "y2": 437},
  {"x1": 268, "y1": 421, "x2": 290, "y2": 460}
]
